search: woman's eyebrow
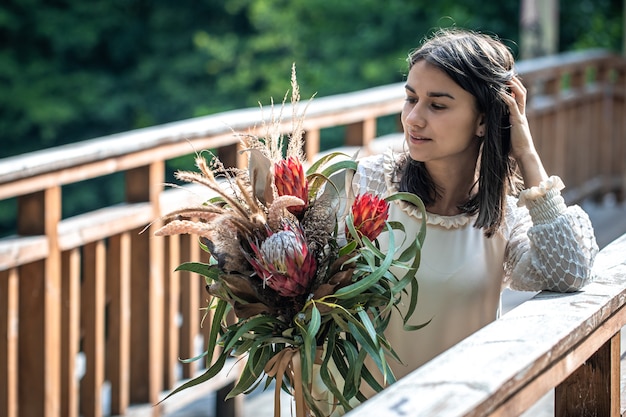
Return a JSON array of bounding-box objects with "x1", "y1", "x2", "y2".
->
[{"x1": 404, "y1": 84, "x2": 455, "y2": 99}]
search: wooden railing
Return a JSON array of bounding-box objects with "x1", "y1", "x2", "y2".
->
[{"x1": 0, "y1": 49, "x2": 625, "y2": 417}]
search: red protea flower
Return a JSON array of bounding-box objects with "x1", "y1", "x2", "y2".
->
[
  {"x1": 274, "y1": 156, "x2": 309, "y2": 218},
  {"x1": 246, "y1": 224, "x2": 316, "y2": 297},
  {"x1": 349, "y1": 193, "x2": 389, "y2": 241}
]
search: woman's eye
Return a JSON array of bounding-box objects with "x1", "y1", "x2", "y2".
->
[
  {"x1": 431, "y1": 103, "x2": 446, "y2": 110},
  {"x1": 405, "y1": 96, "x2": 417, "y2": 104}
]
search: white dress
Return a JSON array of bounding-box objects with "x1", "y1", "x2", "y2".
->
[{"x1": 351, "y1": 150, "x2": 599, "y2": 378}]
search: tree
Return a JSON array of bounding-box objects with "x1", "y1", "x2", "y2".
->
[{"x1": 0, "y1": 0, "x2": 621, "y2": 236}]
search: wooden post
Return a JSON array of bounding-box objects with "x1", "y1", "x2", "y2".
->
[
  {"x1": 0, "y1": 268, "x2": 19, "y2": 417},
  {"x1": 80, "y1": 240, "x2": 106, "y2": 417},
  {"x1": 163, "y1": 235, "x2": 181, "y2": 389},
  {"x1": 555, "y1": 331, "x2": 621, "y2": 417},
  {"x1": 61, "y1": 249, "x2": 81, "y2": 417},
  {"x1": 304, "y1": 128, "x2": 321, "y2": 162},
  {"x1": 213, "y1": 141, "x2": 247, "y2": 169},
  {"x1": 126, "y1": 163, "x2": 165, "y2": 408},
  {"x1": 179, "y1": 234, "x2": 201, "y2": 379},
  {"x1": 17, "y1": 187, "x2": 62, "y2": 417},
  {"x1": 106, "y1": 232, "x2": 131, "y2": 414},
  {"x1": 216, "y1": 380, "x2": 243, "y2": 417},
  {"x1": 345, "y1": 118, "x2": 377, "y2": 149}
]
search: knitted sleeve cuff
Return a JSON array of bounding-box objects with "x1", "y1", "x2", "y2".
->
[{"x1": 517, "y1": 176, "x2": 567, "y2": 224}]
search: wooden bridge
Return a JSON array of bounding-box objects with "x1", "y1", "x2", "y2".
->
[{"x1": 1, "y1": 49, "x2": 625, "y2": 417}]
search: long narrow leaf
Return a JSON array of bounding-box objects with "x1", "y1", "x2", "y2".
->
[
  {"x1": 175, "y1": 261, "x2": 214, "y2": 278},
  {"x1": 158, "y1": 353, "x2": 229, "y2": 404},
  {"x1": 300, "y1": 304, "x2": 321, "y2": 385},
  {"x1": 206, "y1": 298, "x2": 228, "y2": 364},
  {"x1": 223, "y1": 316, "x2": 281, "y2": 352},
  {"x1": 333, "y1": 224, "x2": 395, "y2": 299}
]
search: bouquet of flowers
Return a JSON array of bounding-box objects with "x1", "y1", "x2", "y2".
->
[{"x1": 156, "y1": 66, "x2": 427, "y2": 417}]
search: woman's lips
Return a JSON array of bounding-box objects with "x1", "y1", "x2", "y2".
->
[{"x1": 409, "y1": 133, "x2": 432, "y2": 142}]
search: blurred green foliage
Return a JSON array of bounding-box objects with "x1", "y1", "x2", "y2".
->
[{"x1": 0, "y1": 0, "x2": 623, "y2": 234}]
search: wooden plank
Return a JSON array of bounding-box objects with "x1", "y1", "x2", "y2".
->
[
  {"x1": 1, "y1": 183, "x2": 204, "y2": 272},
  {"x1": 105, "y1": 232, "x2": 131, "y2": 414},
  {"x1": 0, "y1": 267, "x2": 18, "y2": 417},
  {"x1": 61, "y1": 249, "x2": 80, "y2": 417},
  {"x1": 0, "y1": 80, "x2": 408, "y2": 185},
  {"x1": 163, "y1": 235, "x2": 181, "y2": 389},
  {"x1": 179, "y1": 233, "x2": 201, "y2": 379},
  {"x1": 57, "y1": 203, "x2": 152, "y2": 251},
  {"x1": 80, "y1": 240, "x2": 106, "y2": 417},
  {"x1": 41, "y1": 183, "x2": 208, "y2": 254},
  {"x1": 0, "y1": 235, "x2": 48, "y2": 271},
  {"x1": 0, "y1": 132, "x2": 238, "y2": 201},
  {"x1": 129, "y1": 226, "x2": 154, "y2": 403},
  {"x1": 17, "y1": 187, "x2": 62, "y2": 417},
  {"x1": 304, "y1": 128, "x2": 321, "y2": 161},
  {"x1": 555, "y1": 332, "x2": 620, "y2": 417},
  {"x1": 0, "y1": 92, "x2": 404, "y2": 200}
]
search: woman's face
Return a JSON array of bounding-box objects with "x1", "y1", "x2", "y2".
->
[{"x1": 402, "y1": 60, "x2": 484, "y2": 167}]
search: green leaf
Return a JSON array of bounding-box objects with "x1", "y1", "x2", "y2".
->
[
  {"x1": 346, "y1": 320, "x2": 380, "y2": 366},
  {"x1": 319, "y1": 159, "x2": 358, "y2": 179},
  {"x1": 158, "y1": 353, "x2": 229, "y2": 405},
  {"x1": 357, "y1": 307, "x2": 379, "y2": 349},
  {"x1": 228, "y1": 344, "x2": 272, "y2": 398},
  {"x1": 338, "y1": 239, "x2": 358, "y2": 257},
  {"x1": 306, "y1": 152, "x2": 347, "y2": 174},
  {"x1": 333, "y1": 224, "x2": 395, "y2": 299},
  {"x1": 318, "y1": 328, "x2": 353, "y2": 411},
  {"x1": 175, "y1": 261, "x2": 216, "y2": 279},
  {"x1": 300, "y1": 304, "x2": 321, "y2": 385},
  {"x1": 223, "y1": 316, "x2": 281, "y2": 352},
  {"x1": 204, "y1": 299, "x2": 228, "y2": 365}
]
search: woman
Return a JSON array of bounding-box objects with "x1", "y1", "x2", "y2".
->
[{"x1": 352, "y1": 28, "x2": 599, "y2": 379}]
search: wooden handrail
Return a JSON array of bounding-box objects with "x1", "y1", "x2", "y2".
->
[
  {"x1": 1, "y1": 48, "x2": 625, "y2": 417},
  {"x1": 346, "y1": 233, "x2": 626, "y2": 417}
]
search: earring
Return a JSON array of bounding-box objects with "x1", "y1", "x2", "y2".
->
[{"x1": 477, "y1": 130, "x2": 484, "y2": 138}]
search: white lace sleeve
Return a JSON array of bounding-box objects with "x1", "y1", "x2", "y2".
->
[
  {"x1": 352, "y1": 154, "x2": 389, "y2": 197},
  {"x1": 503, "y1": 176, "x2": 598, "y2": 292}
]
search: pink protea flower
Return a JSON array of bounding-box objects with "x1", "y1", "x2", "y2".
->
[
  {"x1": 274, "y1": 156, "x2": 309, "y2": 218},
  {"x1": 349, "y1": 193, "x2": 389, "y2": 241},
  {"x1": 246, "y1": 224, "x2": 316, "y2": 297}
]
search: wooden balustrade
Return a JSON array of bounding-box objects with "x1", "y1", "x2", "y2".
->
[{"x1": 0, "y1": 49, "x2": 625, "y2": 417}]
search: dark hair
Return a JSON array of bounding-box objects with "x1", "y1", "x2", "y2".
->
[{"x1": 399, "y1": 28, "x2": 521, "y2": 237}]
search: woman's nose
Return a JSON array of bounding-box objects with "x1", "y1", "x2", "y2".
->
[{"x1": 405, "y1": 103, "x2": 426, "y2": 128}]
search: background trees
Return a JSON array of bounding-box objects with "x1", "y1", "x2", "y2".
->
[
  {"x1": 2, "y1": 0, "x2": 621, "y2": 158},
  {"x1": 0, "y1": 0, "x2": 623, "y2": 234}
]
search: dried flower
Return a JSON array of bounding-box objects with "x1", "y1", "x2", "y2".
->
[{"x1": 350, "y1": 193, "x2": 390, "y2": 241}]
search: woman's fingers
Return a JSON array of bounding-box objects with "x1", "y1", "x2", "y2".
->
[{"x1": 506, "y1": 77, "x2": 527, "y2": 116}]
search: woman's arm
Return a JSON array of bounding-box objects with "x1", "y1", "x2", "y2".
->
[
  {"x1": 503, "y1": 76, "x2": 548, "y2": 189},
  {"x1": 503, "y1": 182, "x2": 598, "y2": 292}
]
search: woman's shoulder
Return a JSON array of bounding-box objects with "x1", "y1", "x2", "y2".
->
[{"x1": 356, "y1": 151, "x2": 388, "y2": 173}]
